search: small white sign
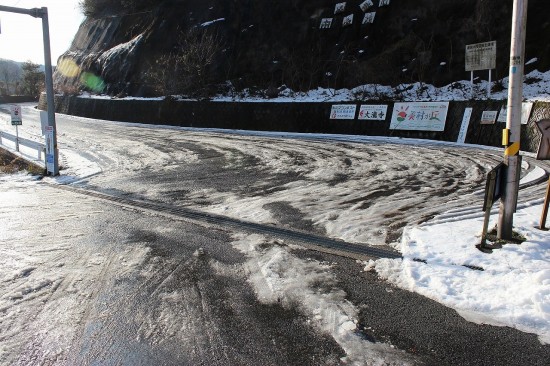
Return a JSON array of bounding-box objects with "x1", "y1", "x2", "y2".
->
[
  {"x1": 342, "y1": 14, "x2": 354, "y2": 27},
  {"x1": 358, "y1": 105, "x2": 387, "y2": 120},
  {"x1": 465, "y1": 41, "x2": 496, "y2": 72},
  {"x1": 362, "y1": 12, "x2": 376, "y2": 24},
  {"x1": 379, "y1": 0, "x2": 390, "y2": 6},
  {"x1": 390, "y1": 102, "x2": 449, "y2": 131},
  {"x1": 480, "y1": 110, "x2": 498, "y2": 124},
  {"x1": 334, "y1": 2, "x2": 346, "y2": 14},
  {"x1": 319, "y1": 18, "x2": 333, "y2": 29},
  {"x1": 457, "y1": 107, "x2": 473, "y2": 144},
  {"x1": 359, "y1": 0, "x2": 374, "y2": 12},
  {"x1": 497, "y1": 102, "x2": 534, "y2": 125},
  {"x1": 40, "y1": 110, "x2": 49, "y2": 135},
  {"x1": 10, "y1": 104, "x2": 22, "y2": 125},
  {"x1": 330, "y1": 105, "x2": 357, "y2": 120},
  {"x1": 45, "y1": 125, "x2": 55, "y2": 173}
]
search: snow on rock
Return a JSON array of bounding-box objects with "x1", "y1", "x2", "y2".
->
[{"x1": 208, "y1": 69, "x2": 550, "y2": 103}]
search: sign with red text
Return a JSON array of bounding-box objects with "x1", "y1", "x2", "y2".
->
[
  {"x1": 330, "y1": 104, "x2": 357, "y2": 119},
  {"x1": 358, "y1": 104, "x2": 387, "y2": 120},
  {"x1": 10, "y1": 105, "x2": 22, "y2": 125},
  {"x1": 390, "y1": 102, "x2": 449, "y2": 131}
]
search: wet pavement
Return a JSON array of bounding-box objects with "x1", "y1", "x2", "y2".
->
[
  {"x1": 1, "y1": 175, "x2": 548, "y2": 365},
  {"x1": 1, "y1": 106, "x2": 549, "y2": 365}
]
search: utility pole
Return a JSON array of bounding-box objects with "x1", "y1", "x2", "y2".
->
[
  {"x1": 0, "y1": 5, "x2": 59, "y2": 175},
  {"x1": 498, "y1": 0, "x2": 528, "y2": 239}
]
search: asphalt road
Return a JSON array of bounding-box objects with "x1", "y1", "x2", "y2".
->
[{"x1": 1, "y1": 106, "x2": 549, "y2": 365}]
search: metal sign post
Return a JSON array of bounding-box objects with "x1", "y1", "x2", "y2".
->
[
  {"x1": 10, "y1": 104, "x2": 22, "y2": 151},
  {"x1": 465, "y1": 41, "x2": 497, "y2": 99},
  {"x1": 0, "y1": 5, "x2": 59, "y2": 175}
]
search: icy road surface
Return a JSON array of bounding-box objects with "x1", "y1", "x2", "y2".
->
[
  {"x1": 1, "y1": 104, "x2": 549, "y2": 365},
  {"x1": 7, "y1": 105, "x2": 550, "y2": 249}
]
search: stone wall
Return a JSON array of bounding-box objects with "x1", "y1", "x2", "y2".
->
[{"x1": 39, "y1": 94, "x2": 547, "y2": 153}]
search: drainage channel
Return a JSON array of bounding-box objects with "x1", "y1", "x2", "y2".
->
[{"x1": 50, "y1": 183, "x2": 402, "y2": 261}]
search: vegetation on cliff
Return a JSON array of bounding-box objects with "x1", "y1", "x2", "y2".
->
[{"x1": 57, "y1": 1, "x2": 550, "y2": 99}]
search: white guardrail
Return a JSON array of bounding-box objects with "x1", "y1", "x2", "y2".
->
[{"x1": 0, "y1": 131, "x2": 46, "y2": 165}]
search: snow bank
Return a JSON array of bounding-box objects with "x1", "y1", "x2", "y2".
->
[{"x1": 374, "y1": 201, "x2": 550, "y2": 344}]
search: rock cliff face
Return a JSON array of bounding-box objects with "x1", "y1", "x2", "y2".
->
[{"x1": 54, "y1": 0, "x2": 550, "y2": 97}]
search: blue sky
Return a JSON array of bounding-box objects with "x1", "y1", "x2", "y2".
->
[{"x1": 0, "y1": 0, "x2": 84, "y2": 64}]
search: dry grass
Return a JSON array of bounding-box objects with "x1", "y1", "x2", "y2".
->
[{"x1": 0, "y1": 149, "x2": 44, "y2": 175}]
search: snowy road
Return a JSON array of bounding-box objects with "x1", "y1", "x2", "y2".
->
[
  {"x1": 6, "y1": 105, "x2": 550, "y2": 249},
  {"x1": 1, "y1": 104, "x2": 549, "y2": 365}
]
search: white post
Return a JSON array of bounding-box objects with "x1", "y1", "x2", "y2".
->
[
  {"x1": 498, "y1": 0, "x2": 528, "y2": 240},
  {"x1": 471, "y1": 71, "x2": 474, "y2": 98},
  {"x1": 488, "y1": 69, "x2": 492, "y2": 98},
  {"x1": 0, "y1": 5, "x2": 59, "y2": 175},
  {"x1": 15, "y1": 125, "x2": 19, "y2": 152}
]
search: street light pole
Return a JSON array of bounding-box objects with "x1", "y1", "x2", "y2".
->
[
  {"x1": 498, "y1": 0, "x2": 528, "y2": 239},
  {"x1": 0, "y1": 5, "x2": 59, "y2": 176}
]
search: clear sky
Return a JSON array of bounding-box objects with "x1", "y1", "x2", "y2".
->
[{"x1": 0, "y1": 0, "x2": 84, "y2": 64}]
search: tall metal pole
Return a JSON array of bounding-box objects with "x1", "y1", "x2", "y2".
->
[
  {"x1": 498, "y1": 0, "x2": 528, "y2": 239},
  {"x1": 40, "y1": 7, "x2": 59, "y2": 176},
  {"x1": 0, "y1": 5, "x2": 59, "y2": 175}
]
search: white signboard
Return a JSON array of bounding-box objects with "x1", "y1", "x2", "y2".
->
[
  {"x1": 330, "y1": 105, "x2": 357, "y2": 120},
  {"x1": 465, "y1": 41, "x2": 496, "y2": 71},
  {"x1": 319, "y1": 18, "x2": 333, "y2": 29},
  {"x1": 362, "y1": 12, "x2": 376, "y2": 24},
  {"x1": 390, "y1": 102, "x2": 449, "y2": 131},
  {"x1": 379, "y1": 0, "x2": 390, "y2": 6},
  {"x1": 10, "y1": 104, "x2": 22, "y2": 125},
  {"x1": 359, "y1": 0, "x2": 374, "y2": 11},
  {"x1": 358, "y1": 105, "x2": 387, "y2": 120},
  {"x1": 45, "y1": 125, "x2": 55, "y2": 173},
  {"x1": 342, "y1": 14, "x2": 354, "y2": 27},
  {"x1": 457, "y1": 107, "x2": 472, "y2": 144},
  {"x1": 335, "y1": 2, "x2": 346, "y2": 14},
  {"x1": 497, "y1": 102, "x2": 534, "y2": 125},
  {"x1": 480, "y1": 111, "x2": 498, "y2": 124},
  {"x1": 40, "y1": 110, "x2": 48, "y2": 135}
]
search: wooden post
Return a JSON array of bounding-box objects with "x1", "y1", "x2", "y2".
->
[
  {"x1": 480, "y1": 171, "x2": 495, "y2": 247},
  {"x1": 540, "y1": 178, "x2": 550, "y2": 230}
]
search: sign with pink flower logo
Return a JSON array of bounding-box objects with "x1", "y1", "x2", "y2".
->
[{"x1": 390, "y1": 102, "x2": 449, "y2": 131}]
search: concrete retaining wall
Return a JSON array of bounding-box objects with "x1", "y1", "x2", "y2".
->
[
  {"x1": 39, "y1": 94, "x2": 549, "y2": 153},
  {"x1": 1, "y1": 96, "x2": 37, "y2": 104}
]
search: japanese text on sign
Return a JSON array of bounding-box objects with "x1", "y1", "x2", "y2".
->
[
  {"x1": 465, "y1": 41, "x2": 496, "y2": 71},
  {"x1": 10, "y1": 105, "x2": 22, "y2": 125},
  {"x1": 330, "y1": 104, "x2": 357, "y2": 120},
  {"x1": 480, "y1": 111, "x2": 498, "y2": 125},
  {"x1": 390, "y1": 102, "x2": 449, "y2": 131},
  {"x1": 358, "y1": 105, "x2": 387, "y2": 120},
  {"x1": 497, "y1": 102, "x2": 533, "y2": 125}
]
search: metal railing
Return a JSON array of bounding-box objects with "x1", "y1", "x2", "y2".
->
[{"x1": 0, "y1": 131, "x2": 46, "y2": 164}]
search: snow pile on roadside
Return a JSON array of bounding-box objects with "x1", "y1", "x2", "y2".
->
[
  {"x1": 76, "y1": 69, "x2": 550, "y2": 103},
  {"x1": 373, "y1": 200, "x2": 550, "y2": 344},
  {"x1": 209, "y1": 69, "x2": 550, "y2": 103},
  {"x1": 232, "y1": 233, "x2": 418, "y2": 366}
]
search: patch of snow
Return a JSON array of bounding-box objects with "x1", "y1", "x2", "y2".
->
[
  {"x1": 373, "y1": 201, "x2": 550, "y2": 344},
  {"x1": 232, "y1": 233, "x2": 417, "y2": 365},
  {"x1": 98, "y1": 33, "x2": 144, "y2": 66},
  {"x1": 200, "y1": 18, "x2": 225, "y2": 27}
]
